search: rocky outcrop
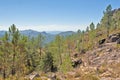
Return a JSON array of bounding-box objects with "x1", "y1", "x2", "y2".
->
[
  {"x1": 98, "y1": 33, "x2": 120, "y2": 45},
  {"x1": 81, "y1": 41, "x2": 120, "y2": 79},
  {"x1": 107, "y1": 33, "x2": 120, "y2": 43}
]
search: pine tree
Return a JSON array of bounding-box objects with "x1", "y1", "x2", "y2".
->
[
  {"x1": 36, "y1": 33, "x2": 45, "y2": 59},
  {"x1": 40, "y1": 52, "x2": 54, "y2": 72},
  {"x1": 86, "y1": 26, "x2": 89, "y2": 32},
  {"x1": 17, "y1": 35, "x2": 28, "y2": 76},
  {"x1": 104, "y1": 4, "x2": 112, "y2": 37},
  {"x1": 89, "y1": 22, "x2": 96, "y2": 49},
  {"x1": 9, "y1": 24, "x2": 20, "y2": 75},
  {"x1": 55, "y1": 35, "x2": 63, "y2": 65},
  {"x1": 77, "y1": 29, "x2": 82, "y2": 53}
]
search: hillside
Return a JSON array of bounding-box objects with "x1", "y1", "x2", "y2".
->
[{"x1": 25, "y1": 33, "x2": 120, "y2": 80}]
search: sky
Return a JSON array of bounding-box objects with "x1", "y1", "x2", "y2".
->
[{"x1": 0, "y1": 0, "x2": 120, "y2": 31}]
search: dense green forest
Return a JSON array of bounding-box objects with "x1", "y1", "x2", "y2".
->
[{"x1": 0, "y1": 5, "x2": 120, "y2": 80}]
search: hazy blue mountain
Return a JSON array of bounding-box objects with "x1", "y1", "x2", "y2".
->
[
  {"x1": 0, "y1": 30, "x2": 75, "y2": 43},
  {"x1": 20, "y1": 29, "x2": 40, "y2": 37},
  {"x1": 46, "y1": 31, "x2": 62, "y2": 35},
  {"x1": 0, "y1": 30, "x2": 6, "y2": 37},
  {"x1": 59, "y1": 31, "x2": 75, "y2": 37},
  {"x1": 20, "y1": 29, "x2": 55, "y2": 43}
]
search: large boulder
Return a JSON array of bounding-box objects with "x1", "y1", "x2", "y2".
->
[{"x1": 72, "y1": 58, "x2": 82, "y2": 68}]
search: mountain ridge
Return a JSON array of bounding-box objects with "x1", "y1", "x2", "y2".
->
[{"x1": 0, "y1": 29, "x2": 75, "y2": 43}]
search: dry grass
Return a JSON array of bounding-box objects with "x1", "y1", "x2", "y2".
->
[{"x1": 80, "y1": 73, "x2": 99, "y2": 80}]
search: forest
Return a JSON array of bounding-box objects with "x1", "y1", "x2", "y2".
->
[{"x1": 0, "y1": 4, "x2": 120, "y2": 80}]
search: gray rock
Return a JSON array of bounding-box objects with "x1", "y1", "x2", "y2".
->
[
  {"x1": 28, "y1": 72, "x2": 40, "y2": 80},
  {"x1": 99, "y1": 38, "x2": 106, "y2": 45},
  {"x1": 106, "y1": 48, "x2": 112, "y2": 52}
]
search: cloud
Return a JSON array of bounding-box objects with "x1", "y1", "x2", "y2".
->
[
  {"x1": 0, "y1": 24, "x2": 86, "y2": 31},
  {"x1": 0, "y1": 25, "x2": 9, "y2": 31}
]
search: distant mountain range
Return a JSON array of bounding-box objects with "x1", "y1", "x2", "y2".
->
[{"x1": 0, "y1": 29, "x2": 75, "y2": 43}]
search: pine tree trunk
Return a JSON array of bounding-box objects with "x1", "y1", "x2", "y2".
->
[
  {"x1": 39, "y1": 47, "x2": 42, "y2": 59},
  {"x1": 12, "y1": 53, "x2": 15, "y2": 75},
  {"x1": 59, "y1": 45, "x2": 62, "y2": 65},
  {"x1": 12, "y1": 46, "x2": 16, "y2": 75},
  {"x1": 3, "y1": 57, "x2": 6, "y2": 79},
  {"x1": 3, "y1": 69, "x2": 6, "y2": 79}
]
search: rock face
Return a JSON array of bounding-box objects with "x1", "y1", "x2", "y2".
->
[{"x1": 81, "y1": 41, "x2": 120, "y2": 79}]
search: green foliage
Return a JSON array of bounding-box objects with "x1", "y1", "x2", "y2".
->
[
  {"x1": 9, "y1": 24, "x2": 20, "y2": 45},
  {"x1": 9, "y1": 24, "x2": 21, "y2": 75},
  {"x1": 55, "y1": 35, "x2": 64, "y2": 65},
  {"x1": 90, "y1": 22, "x2": 95, "y2": 31},
  {"x1": 106, "y1": 4, "x2": 112, "y2": 14},
  {"x1": 96, "y1": 23, "x2": 100, "y2": 29},
  {"x1": 88, "y1": 22, "x2": 96, "y2": 49}
]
